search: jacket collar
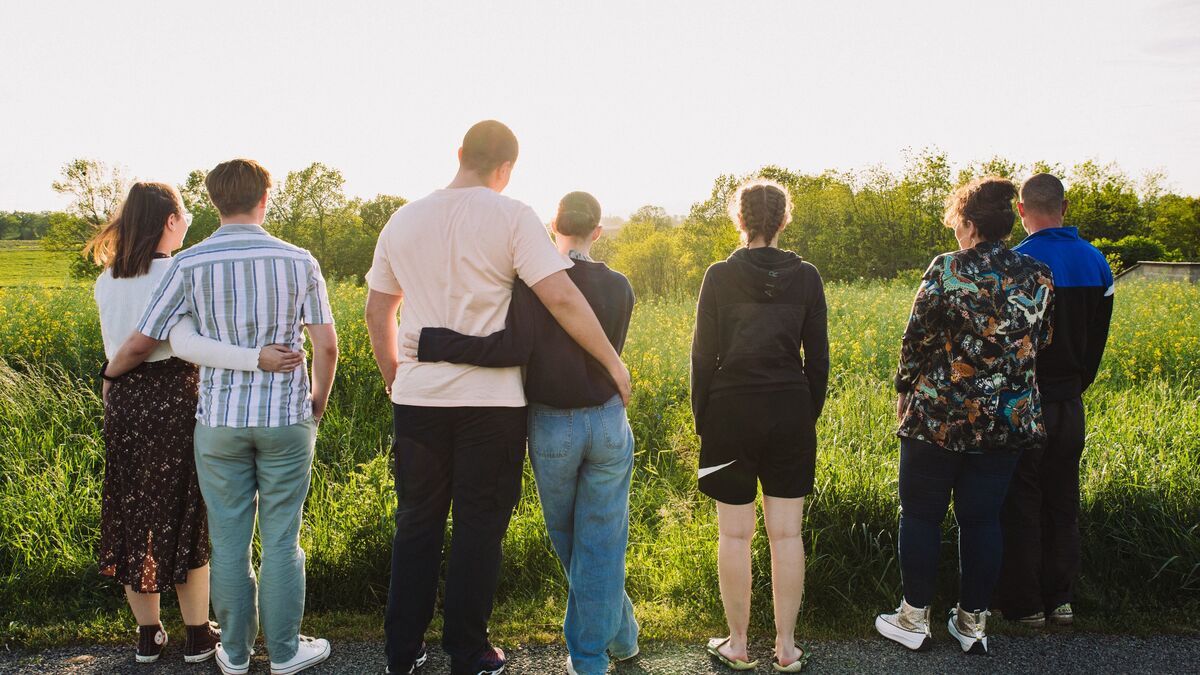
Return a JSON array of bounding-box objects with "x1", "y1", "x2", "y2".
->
[{"x1": 1022, "y1": 225, "x2": 1080, "y2": 242}]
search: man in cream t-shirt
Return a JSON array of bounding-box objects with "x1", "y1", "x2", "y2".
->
[{"x1": 364, "y1": 120, "x2": 629, "y2": 675}]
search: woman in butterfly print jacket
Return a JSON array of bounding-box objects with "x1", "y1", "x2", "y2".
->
[{"x1": 875, "y1": 176, "x2": 1054, "y2": 657}]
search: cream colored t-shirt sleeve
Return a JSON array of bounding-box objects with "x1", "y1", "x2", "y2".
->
[
  {"x1": 365, "y1": 225, "x2": 404, "y2": 295},
  {"x1": 511, "y1": 206, "x2": 572, "y2": 287}
]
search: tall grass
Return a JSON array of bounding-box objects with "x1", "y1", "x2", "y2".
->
[{"x1": 0, "y1": 279, "x2": 1197, "y2": 642}]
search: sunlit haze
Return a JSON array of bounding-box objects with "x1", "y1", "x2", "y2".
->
[{"x1": 2, "y1": 0, "x2": 1198, "y2": 220}]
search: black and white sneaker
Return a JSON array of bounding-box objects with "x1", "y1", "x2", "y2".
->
[
  {"x1": 875, "y1": 598, "x2": 932, "y2": 651},
  {"x1": 385, "y1": 642, "x2": 429, "y2": 674},
  {"x1": 452, "y1": 645, "x2": 505, "y2": 675},
  {"x1": 948, "y1": 604, "x2": 989, "y2": 655}
]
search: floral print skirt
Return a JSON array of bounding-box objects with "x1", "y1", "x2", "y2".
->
[{"x1": 99, "y1": 357, "x2": 210, "y2": 593}]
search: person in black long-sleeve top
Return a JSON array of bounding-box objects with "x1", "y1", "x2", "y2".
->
[
  {"x1": 411, "y1": 192, "x2": 640, "y2": 675},
  {"x1": 692, "y1": 179, "x2": 828, "y2": 672}
]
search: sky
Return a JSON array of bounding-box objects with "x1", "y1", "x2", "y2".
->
[{"x1": 1, "y1": 0, "x2": 1198, "y2": 220}]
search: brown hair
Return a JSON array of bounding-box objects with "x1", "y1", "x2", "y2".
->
[
  {"x1": 554, "y1": 191, "x2": 602, "y2": 237},
  {"x1": 84, "y1": 182, "x2": 181, "y2": 279},
  {"x1": 205, "y1": 159, "x2": 272, "y2": 217},
  {"x1": 460, "y1": 120, "x2": 519, "y2": 175},
  {"x1": 1020, "y1": 173, "x2": 1066, "y2": 215},
  {"x1": 944, "y1": 176, "x2": 1018, "y2": 242},
  {"x1": 728, "y1": 178, "x2": 791, "y2": 245}
]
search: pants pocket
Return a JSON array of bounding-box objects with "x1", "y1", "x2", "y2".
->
[{"x1": 529, "y1": 409, "x2": 573, "y2": 459}]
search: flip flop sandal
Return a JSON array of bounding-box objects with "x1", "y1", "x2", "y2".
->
[
  {"x1": 705, "y1": 637, "x2": 759, "y2": 671},
  {"x1": 772, "y1": 645, "x2": 809, "y2": 672}
]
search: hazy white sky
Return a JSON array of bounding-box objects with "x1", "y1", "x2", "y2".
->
[{"x1": 2, "y1": 0, "x2": 1198, "y2": 219}]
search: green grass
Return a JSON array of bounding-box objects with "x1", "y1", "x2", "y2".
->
[
  {"x1": 0, "y1": 278, "x2": 1198, "y2": 649},
  {"x1": 0, "y1": 240, "x2": 75, "y2": 287}
]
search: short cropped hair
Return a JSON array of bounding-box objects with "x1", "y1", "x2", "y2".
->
[
  {"x1": 944, "y1": 176, "x2": 1018, "y2": 242},
  {"x1": 460, "y1": 120, "x2": 519, "y2": 175},
  {"x1": 1020, "y1": 173, "x2": 1066, "y2": 215},
  {"x1": 555, "y1": 191, "x2": 602, "y2": 237},
  {"x1": 205, "y1": 159, "x2": 272, "y2": 217}
]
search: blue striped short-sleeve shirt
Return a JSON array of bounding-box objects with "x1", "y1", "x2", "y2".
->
[{"x1": 137, "y1": 224, "x2": 334, "y2": 428}]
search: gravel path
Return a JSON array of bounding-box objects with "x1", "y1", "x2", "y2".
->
[{"x1": 3, "y1": 634, "x2": 1199, "y2": 674}]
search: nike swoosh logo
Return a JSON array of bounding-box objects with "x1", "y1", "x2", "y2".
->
[{"x1": 698, "y1": 460, "x2": 736, "y2": 479}]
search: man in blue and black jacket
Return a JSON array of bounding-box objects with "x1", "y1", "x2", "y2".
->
[{"x1": 994, "y1": 173, "x2": 1114, "y2": 627}]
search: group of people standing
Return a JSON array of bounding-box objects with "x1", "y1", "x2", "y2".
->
[{"x1": 88, "y1": 119, "x2": 1111, "y2": 675}]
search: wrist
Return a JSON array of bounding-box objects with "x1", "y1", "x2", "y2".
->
[{"x1": 99, "y1": 361, "x2": 121, "y2": 382}]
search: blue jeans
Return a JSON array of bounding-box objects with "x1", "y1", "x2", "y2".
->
[
  {"x1": 528, "y1": 396, "x2": 639, "y2": 675},
  {"x1": 898, "y1": 437, "x2": 1020, "y2": 612},
  {"x1": 193, "y1": 418, "x2": 317, "y2": 665}
]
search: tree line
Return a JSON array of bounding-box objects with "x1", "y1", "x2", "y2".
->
[
  {"x1": 28, "y1": 159, "x2": 405, "y2": 281},
  {"x1": 597, "y1": 151, "x2": 1200, "y2": 298},
  {"x1": 15, "y1": 152, "x2": 1200, "y2": 295}
]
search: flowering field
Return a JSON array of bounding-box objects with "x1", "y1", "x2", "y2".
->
[{"x1": 0, "y1": 278, "x2": 1197, "y2": 643}]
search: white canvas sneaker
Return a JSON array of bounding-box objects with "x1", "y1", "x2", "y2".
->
[
  {"x1": 215, "y1": 643, "x2": 252, "y2": 675},
  {"x1": 875, "y1": 598, "x2": 933, "y2": 651},
  {"x1": 948, "y1": 604, "x2": 989, "y2": 655},
  {"x1": 270, "y1": 635, "x2": 331, "y2": 675}
]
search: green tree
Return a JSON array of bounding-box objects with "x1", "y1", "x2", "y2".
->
[
  {"x1": 178, "y1": 169, "x2": 221, "y2": 246},
  {"x1": 1145, "y1": 194, "x2": 1200, "y2": 259},
  {"x1": 1065, "y1": 161, "x2": 1143, "y2": 241},
  {"x1": 43, "y1": 159, "x2": 128, "y2": 278},
  {"x1": 1091, "y1": 235, "x2": 1167, "y2": 270},
  {"x1": 359, "y1": 194, "x2": 408, "y2": 231},
  {"x1": 0, "y1": 212, "x2": 53, "y2": 240}
]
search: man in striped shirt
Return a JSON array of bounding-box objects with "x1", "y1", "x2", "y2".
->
[{"x1": 106, "y1": 159, "x2": 338, "y2": 675}]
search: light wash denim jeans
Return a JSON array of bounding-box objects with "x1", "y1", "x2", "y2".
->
[
  {"x1": 528, "y1": 395, "x2": 639, "y2": 675},
  {"x1": 193, "y1": 417, "x2": 317, "y2": 665}
]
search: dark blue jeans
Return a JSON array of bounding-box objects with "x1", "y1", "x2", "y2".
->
[{"x1": 898, "y1": 437, "x2": 1020, "y2": 611}]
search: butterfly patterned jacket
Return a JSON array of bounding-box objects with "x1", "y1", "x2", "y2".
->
[{"x1": 895, "y1": 240, "x2": 1055, "y2": 454}]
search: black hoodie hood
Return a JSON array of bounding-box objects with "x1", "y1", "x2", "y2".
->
[{"x1": 726, "y1": 247, "x2": 806, "y2": 300}]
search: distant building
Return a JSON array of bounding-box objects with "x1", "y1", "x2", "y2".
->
[{"x1": 1116, "y1": 261, "x2": 1200, "y2": 284}]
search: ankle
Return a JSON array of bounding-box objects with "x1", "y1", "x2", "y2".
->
[{"x1": 723, "y1": 634, "x2": 749, "y2": 655}]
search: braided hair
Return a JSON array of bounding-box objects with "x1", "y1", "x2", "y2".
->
[
  {"x1": 728, "y1": 178, "x2": 791, "y2": 246},
  {"x1": 943, "y1": 176, "x2": 1018, "y2": 242}
]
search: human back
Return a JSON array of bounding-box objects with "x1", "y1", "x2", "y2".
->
[{"x1": 368, "y1": 187, "x2": 570, "y2": 406}]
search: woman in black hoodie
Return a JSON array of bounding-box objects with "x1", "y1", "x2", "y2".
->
[{"x1": 693, "y1": 180, "x2": 829, "y2": 672}]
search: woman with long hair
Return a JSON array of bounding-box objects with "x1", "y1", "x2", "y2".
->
[
  {"x1": 691, "y1": 179, "x2": 829, "y2": 672},
  {"x1": 88, "y1": 182, "x2": 301, "y2": 664}
]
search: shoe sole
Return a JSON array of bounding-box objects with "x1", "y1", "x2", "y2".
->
[
  {"x1": 874, "y1": 615, "x2": 932, "y2": 651},
  {"x1": 1049, "y1": 615, "x2": 1074, "y2": 626},
  {"x1": 135, "y1": 654, "x2": 161, "y2": 663},
  {"x1": 271, "y1": 646, "x2": 332, "y2": 675},
  {"x1": 947, "y1": 616, "x2": 988, "y2": 655},
  {"x1": 184, "y1": 648, "x2": 217, "y2": 663},
  {"x1": 217, "y1": 662, "x2": 250, "y2": 675}
]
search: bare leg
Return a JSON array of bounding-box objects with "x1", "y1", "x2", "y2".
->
[
  {"x1": 716, "y1": 500, "x2": 757, "y2": 662},
  {"x1": 175, "y1": 564, "x2": 212, "y2": 625},
  {"x1": 124, "y1": 587, "x2": 161, "y2": 626},
  {"x1": 763, "y1": 496, "x2": 806, "y2": 665}
]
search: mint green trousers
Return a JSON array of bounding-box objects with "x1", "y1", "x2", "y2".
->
[{"x1": 194, "y1": 417, "x2": 316, "y2": 664}]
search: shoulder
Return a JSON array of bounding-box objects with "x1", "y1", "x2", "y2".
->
[
  {"x1": 704, "y1": 260, "x2": 730, "y2": 279},
  {"x1": 799, "y1": 260, "x2": 823, "y2": 282}
]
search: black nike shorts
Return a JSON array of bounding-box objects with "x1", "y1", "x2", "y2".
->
[{"x1": 697, "y1": 389, "x2": 817, "y2": 504}]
